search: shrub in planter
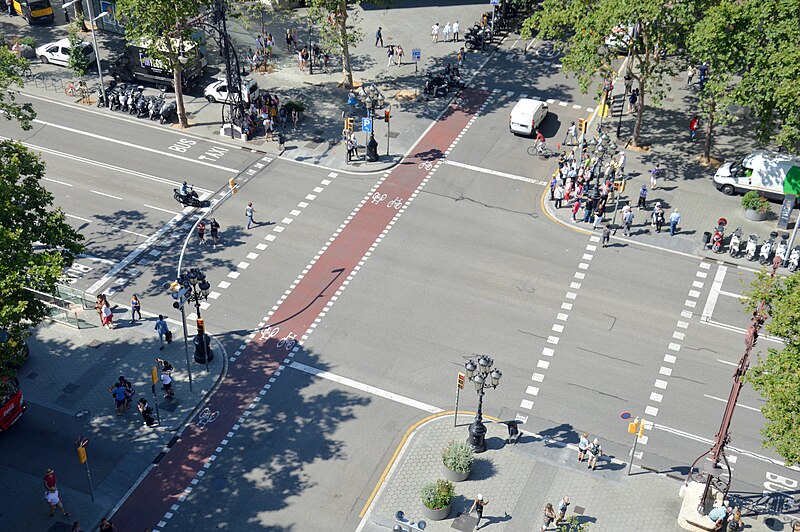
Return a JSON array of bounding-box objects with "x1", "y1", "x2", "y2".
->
[
  {"x1": 19, "y1": 37, "x2": 37, "y2": 48},
  {"x1": 442, "y1": 440, "x2": 474, "y2": 474},
  {"x1": 741, "y1": 191, "x2": 771, "y2": 214},
  {"x1": 282, "y1": 100, "x2": 305, "y2": 113},
  {"x1": 420, "y1": 479, "x2": 455, "y2": 510}
]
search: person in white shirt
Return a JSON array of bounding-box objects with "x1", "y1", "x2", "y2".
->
[
  {"x1": 452, "y1": 20, "x2": 460, "y2": 42},
  {"x1": 431, "y1": 23, "x2": 440, "y2": 43}
]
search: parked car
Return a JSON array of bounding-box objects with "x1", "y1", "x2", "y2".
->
[
  {"x1": 36, "y1": 38, "x2": 95, "y2": 67},
  {"x1": 713, "y1": 151, "x2": 800, "y2": 204},
  {"x1": 12, "y1": 0, "x2": 53, "y2": 24},
  {"x1": 203, "y1": 78, "x2": 259, "y2": 104}
]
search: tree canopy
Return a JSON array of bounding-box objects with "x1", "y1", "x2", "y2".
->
[
  {"x1": 743, "y1": 271, "x2": 800, "y2": 466},
  {"x1": 0, "y1": 141, "x2": 84, "y2": 377},
  {"x1": 0, "y1": 42, "x2": 35, "y2": 131}
]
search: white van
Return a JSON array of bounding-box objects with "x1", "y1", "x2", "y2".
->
[
  {"x1": 713, "y1": 151, "x2": 800, "y2": 203},
  {"x1": 509, "y1": 99, "x2": 549, "y2": 136}
]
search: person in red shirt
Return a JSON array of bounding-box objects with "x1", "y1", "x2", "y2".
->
[
  {"x1": 689, "y1": 115, "x2": 699, "y2": 141},
  {"x1": 44, "y1": 468, "x2": 57, "y2": 491}
]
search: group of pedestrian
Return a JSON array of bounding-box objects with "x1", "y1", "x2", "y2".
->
[
  {"x1": 197, "y1": 218, "x2": 221, "y2": 247},
  {"x1": 707, "y1": 504, "x2": 745, "y2": 531},
  {"x1": 43, "y1": 468, "x2": 122, "y2": 528},
  {"x1": 541, "y1": 495, "x2": 571, "y2": 531},
  {"x1": 384, "y1": 44, "x2": 404, "y2": 67},
  {"x1": 345, "y1": 132, "x2": 361, "y2": 162},
  {"x1": 576, "y1": 432, "x2": 604, "y2": 469},
  {"x1": 109, "y1": 375, "x2": 135, "y2": 416},
  {"x1": 430, "y1": 21, "x2": 461, "y2": 43},
  {"x1": 635, "y1": 185, "x2": 682, "y2": 235}
]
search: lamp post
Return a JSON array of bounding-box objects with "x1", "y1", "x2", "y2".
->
[
  {"x1": 64, "y1": 0, "x2": 107, "y2": 108},
  {"x1": 464, "y1": 355, "x2": 502, "y2": 453},
  {"x1": 173, "y1": 268, "x2": 212, "y2": 372}
]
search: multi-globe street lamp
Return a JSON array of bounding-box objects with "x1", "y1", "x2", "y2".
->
[
  {"x1": 464, "y1": 355, "x2": 502, "y2": 453},
  {"x1": 182, "y1": 268, "x2": 213, "y2": 367}
]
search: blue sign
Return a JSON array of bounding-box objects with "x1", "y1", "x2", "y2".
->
[
  {"x1": 362, "y1": 117, "x2": 373, "y2": 133},
  {"x1": 490, "y1": 0, "x2": 500, "y2": 5},
  {"x1": 411, "y1": 48, "x2": 421, "y2": 62}
]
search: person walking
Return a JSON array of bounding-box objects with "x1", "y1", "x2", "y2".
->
[
  {"x1": 98, "y1": 518, "x2": 118, "y2": 531},
  {"x1": 653, "y1": 203, "x2": 665, "y2": 233},
  {"x1": 155, "y1": 314, "x2": 170, "y2": 350},
  {"x1": 395, "y1": 45, "x2": 404, "y2": 66},
  {"x1": 669, "y1": 209, "x2": 682, "y2": 236},
  {"x1": 628, "y1": 88, "x2": 638, "y2": 114},
  {"x1": 375, "y1": 26, "x2": 383, "y2": 47},
  {"x1": 549, "y1": 175, "x2": 557, "y2": 201},
  {"x1": 100, "y1": 300, "x2": 114, "y2": 329},
  {"x1": 457, "y1": 47, "x2": 464, "y2": 68},
  {"x1": 130, "y1": 294, "x2": 142, "y2": 321},
  {"x1": 593, "y1": 210, "x2": 604, "y2": 230},
  {"x1": 689, "y1": 115, "x2": 699, "y2": 141},
  {"x1": 469, "y1": 494, "x2": 489, "y2": 528},
  {"x1": 587, "y1": 437, "x2": 603, "y2": 470},
  {"x1": 210, "y1": 218, "x2": 220, "y2": 248},
  {"x1": 577, "y1": 432, "x2": 590, "y2": 461},
  {"x1": 622, "y1": 205, "x2": 634, "y2": 236},
  {"x1": 616, "y1": 151, "x2": 626, "y2": 175},
  {"x1": 565, "y1": 121, "x2": 578, "y2": 145},
  {"x1": 442, "y1": 22, "x2": 452, "y2": 42},
  {"x1": 45, "y1": 487, "x2": 70, "y2": 519},
  {"x1": 386, "y1": 45, "x2": 395, "y2": 67},
  {"x1": 542, "y1": 502, "x2": 557, "y2": 531},
  {"x1": 687, "y1": 65, "x2": 695, "y2": 86},
  {"x1": 554, "y1": 184, "x2": 564, "y2": 209},
  {"x1": 431, "y1": 22, "x2": 440, "y2": 43},
  {"x1": 197, "y1": 220, "x2": 206, "y2": 244},
  {"x1": 637, "y1": 184, "x2": 648, "y2": 210},
  {"x1": 650, "y1": 164, "x2": 660, "y2": 189},
  {"x1": 44, "y1": 468, "x2": 58, "y2": 491},
  {"x1": 571, "y1": 199, "x2": 580, "y2": 222},
  {"x1": 160, "y1": 368, "x2": 175, "y2": 399},
  {"x1": 555, "y1": 496, "x2": 570, "y2": 526},
  {"x1": 602, "y1": 223, "x2": 611, "y2": 247},
  {"x1": 245, "y1": 202, "x2": 256, "y2": 229},
  {"x1": 6, "y1": 0, "x2": 12, "y2": 17},
  {"x1": 138, "y1": 398, "x2": 156, "y2": 427},
  {"x1": 452, "y1": 20, "x2": 460, "y2": 42}
]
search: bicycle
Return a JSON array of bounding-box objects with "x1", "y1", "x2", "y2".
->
[{"x1": 527, "y1": 144, "x2": 554, "y2": 159}]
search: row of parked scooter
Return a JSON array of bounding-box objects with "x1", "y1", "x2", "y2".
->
[
  {"x1": 423, "y1": 65, "x2": 467, "y2": 97},
  {"x1": 97, "y1": 82, "x2": 177, "y2": 124},
  {"x1": 708, "y1": 218, "x2": 799, "y2": 270}
]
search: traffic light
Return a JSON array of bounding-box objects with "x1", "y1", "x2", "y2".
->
[
  {"x1": 229, "y1": 177, "x2": 238, "y2": 195},
  {"x1": 628, "y1": 417, "x2": 645, "y2": 437},
  {"x1": 384, "y1": 110, "x2": 390, "y2": 123},
  {"x1": 578, "y1": 118, "x2": 586, "y2": 135},
  {"x1": 77, "y1": 446, "x2": 87, "y2": 464},
  {"x1": 344, "y1": 117, "x2": 354, "y2": 131},
  {"x1": 457, "y1": 372, "x2": 465, "y2": 389},
  {"x1": 196, "y1": 318, "x2": 205, "y2": 336}
]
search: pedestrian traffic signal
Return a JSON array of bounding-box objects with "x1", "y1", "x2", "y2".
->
[
  {"x1": 229, "y1": 177, "x2": 238, "y2": 195},
  {"x1": 344, "y1": 117, "x2": 354, "y2": 131},
  {"x1": 578, "y1": 118, "x2": 586, "y2": 134},
  {"x1": 384, "y1": 110, "x2": 390, "y2": 123},
  {"x1": 457, "y1": 372, "x2": 465, "y2": 389},
  {"x1": 77, "y1": 446, "x2": 87, "y2": 464},
  {"x1": 628, "y1": 417, "x2": 645, "y2": 437},
  {"x1": 196, "y1": 318, "x2": 205, "y2": 336}
]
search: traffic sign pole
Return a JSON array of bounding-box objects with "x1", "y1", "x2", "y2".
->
[
  {"x1": 455, "y1": 372, "x2": 465, "y2": 426},
  {"x1": 76, "y1": 436, "x2": 95, "y2": 502}
]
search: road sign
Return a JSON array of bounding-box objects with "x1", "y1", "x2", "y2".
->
[
  {"x1": 362, "y1": 117, "x2": 373, "y2": 133},
  {"x1": 411, "y1": 48, "x2": 421, "y2": 62},
  {"x1": 490, "y1": 0, "x2": 500, "y2": 4}
]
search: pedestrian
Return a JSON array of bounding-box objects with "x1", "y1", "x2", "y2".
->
[
  {"x1": 292, "y1": 108, "x2": 299, "y2": 128},
  {"x1": 650, "y1": 164, "x2": 660, "y2": 189},
  {"x1": 637, "y1": 184, "x2": 648, "y2": 210},
  {"x1": 542, "y1": 502, "x2": 557, "y2": 531},
  {"x1": 6, "y1": 0, "x2": 12, "y2": 17},
  {"x1": 565, "y1": 121, "x2": 578, "y2": 145},
  {"x1": 210, "y1": 218, "x2": 220, "y2": 248},
  {"x1": 727, "y1": 509, "x2": 743, "y2": 531},
  {"x1": 431, "y1": 22, "x2": 440, "y2": 43},
  {"x1": 708, "y1": 505, "x2": 731, "y2": 530},
  {"x1": 45, "y1": 487, "x2": 70, "y2": 519},
  {"x1": 457, "y1": 47, "x2": 464, "y2": 68},
  {"x1": 138, "y1": 398, "x2": 156, "y2": 427},
  {"x1": 94, "y1": 295, "x2": 105, "y2": 325},
  {"x1": 110, "y1": 382, "x2": 127, "y2": 415},
  {"x1": 622, "y1": 205, "x2": 634, "y2": 236},
  {"x1": 44, "y1": 468, "x2": 58, "y2": 491},
  {"x1": 71, "y1": 521, "x2": 82, "y2": 532},
  {"x1": 395, "y1": 45, "x2": 404, "y2": 66},
  {"x1": 245, "y1": 202, "x2": 256, "y2": 229},
  {"x1": 689, "y1": 114, "x2": 699, "y2": 141},
  {"x1": 577, "y1": 432, "x2": 590, "y2": 461},
  {"x1": 160, "y1": 368, "x2": 175, "y2": 399},
  {"x1": 197, "y1": 220, "x2": 206, "y2": 244},
  {"x1": 549, "y1": 175, "x2": 557, "y2": 201},
  {"x1": 628, "y1": 88, "x2": 638, "y2": 114},
  {"x1": 375, "y1": 26, "x2": 383, "y2": 47},
  {"x1": 130, "y1": 294, "x2": 142, "y2": 321},
  {"x1": 593, "y1": 210, "x2": 603, "y2": 230},
  {"x1": 285, "y1": 29, "x2": 293, "y2": 51},
  {"x1": 571, "y1": 199, "x2": 580, "y2": 222},
  {"x1": 443, "y1": 22, "x2": 452, "y2": 42},
  {"x1": 155, "y1": 314, "x2": 170, "y2": 350},
  {"x1": 469, "y1": 493, "x2": 489, "y2": 527},
  {"x1": 652, "y1": 203, "x2": 665, "y2": 232},
  {"x1": 555, "y1": 496, "x2": 570, "y2": 525},
  {"x1": 452, "y1": 20, "x2": 460, "y2": 42},
  {"x1": 583, "y1": 198, "x2": 594, "y2": 223},
  {"x1": 669, "y1": 209, "x2": 681, "y2": 236},
  {"x1": 687, "y1": 65, "x2": 695, "y2": 86},
  {"x1": 386, "y1": 45, "x2": 395, "y2": 67},
  {"x1": 616, "y1": 151, "x2": 626, "y2": 174},
  {"x1": 587, "y1": 438, "x2": 603, "y2": 470},
  {"x1": 123, "y1": 376, "x2": 135, "y2": 412},
  {"x1": 99, "y1": 518, "x2": 118, "y2": 531},
  {"x1": 554, "y1": 184, "x2": 564, "y2": 209},
  {"x1": 698, "y1": 62, "x2": 709, "y2": 90},
  {"x1": 602, "y1": 224, "x2": 611, "y2": 247},
  {"x1": 101, "y1": 299, "x2": 114, "y2": 329}
]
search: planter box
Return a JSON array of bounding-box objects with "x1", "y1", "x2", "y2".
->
[
  {"x1": 421, "y1": 503, "x2": 451, "y2": 521},
  {"x1": 442, "y1": 465, "x2": 470, "y2": 482},
  {"x1": 744, "y1": 209, "x2": 768, "y2": 221}
]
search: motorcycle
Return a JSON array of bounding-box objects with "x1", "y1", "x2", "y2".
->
[
  {"x1": 788, "y1": 246, "x2": 800, "y2": 272},
  {"x1": 159, "y1": 99, "x2": 177, "y2": 124},
  {"x1": 445, "y1": 71, "x2": 466, "y2": 89},
  {"x1": 728, "y1": 227, "x2": 743, "y2": 258},
  {"x1": 173, "y1": 185, "x2": 201, "y2": 207},
  {"x1": 120, "y1": 87, "x2": 133, "y2": 113},
  {"x1": 759, "y1": 231, "x2": 779, "y2": 265},
  {"x1": 423, "y1": 73, "x2": 448, "y2": 97},
  {"x1": 135, "y1": 92, "x2": 150, "y2": 118},
  {"x1": 775, "y1": 233, "x2": 790, "y2": 264},
  {"x1": 149, "y1": 94, "x2": 164, "y2": 120},
  {"x1": 745, "y1": 234, "x2": 759, "y2": 261},
  {"x1": 96, "y1": 80, "x2": 117, "y2": 108},
  {"x1": 128, "y1": 86, "x2": 144, "y2": 116},
  {"x1": 710, "y1": 217, "x2": 727, "y2": 253}
]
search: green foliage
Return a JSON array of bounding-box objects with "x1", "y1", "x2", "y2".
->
[
  {"x1": 67, "y1": 17, "x2": 90, "y2": 78},
  {"x1": 307, "y1": 0, "x2": 364, "y2": 87},
  {"x1": 742, "y1": 271, "x2": 800, "y2": 466},
  {"x1": 0, "y1": 46, "x2": 36, "y2": 130},
  {"x1": 442, "y1": 440, "x2": 474, "y2": 473},
  {"x1": 0, "y1": 140, "x2": 84, "y2": 377},
  {"x1": 557, "y1": 515, "x2": 591, "y2": 531},
  {"x1": 19, "y1": 37, "x2": 37, "y2": 49},
  {"x1": 282, "y1": 100, "x2": 305, "y2": 113},
  {"x1": 741, "y1": 191, "x2": 771, "y2": 213},
  {"x1": 419, "y1": 479, "x2": 454, "y2": 510}
]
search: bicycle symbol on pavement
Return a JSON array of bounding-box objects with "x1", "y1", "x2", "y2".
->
[
  {"x1": 258, "y1": 326, "x2": 297, "y2": 351},
  {"x1": 371, "y1": 192, "x2": 387, "y2": 205},
  {"x1": 387, "y1": 197, "x2": 404, "y2": 210},
  {"x1": 418, "y1": 161, "x2": 434, "y2": 171},
  {"x1": 196, "y1": 407, "x2": 219, "y2": 429}
]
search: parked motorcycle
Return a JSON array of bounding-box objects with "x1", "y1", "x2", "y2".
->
[
  {"x1": 788, "y1": 246, "x2": 800, "y2": 272},
  {"x1": 775, "y1": 233, "x2": 790, "y2": 264},
  {"x1": 423, "y1": 73, "x2": 448, "y2": 97},
  {"x1": 710, "y1": 217, "x2": 727, "y2": 253},
  {"x1": 159, "y1": 99, "x2": 177, "y2": 124},
  {"x1": 135, "y1": 92, "x2": 150, "y2": 118},
  {"x1": 149, "y1": 94, "x2": 165, "y2": 120},
  {"x1": 728, "y1": 227, "x2": 743, "y2": 258},
  {"x1": 759, "y1": 231, "x2": 779, "y2": 265},
  {"x1": 173, "y1": 184, "x2": 201, "y2": 207},
  {"x1": 96, "y1": 80, "x2": 117, "y2": 108},
  {"x1": 745, "y1": 234, "x2": 759, "y2": 261}
]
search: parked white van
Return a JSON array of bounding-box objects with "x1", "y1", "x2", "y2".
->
[
  {"x1": 713, "y1": 151, "x2": 800, "y2": 203},
  {"x1": 509, "y1": 99, "x2": 549, "y2": 136}
]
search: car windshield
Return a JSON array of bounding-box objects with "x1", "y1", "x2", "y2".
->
[
  {"x1": 0, "y1": 379, "x2": 19, "y2": 405},
  {"x1": 29, "y1": 1, "x2": 50, "y2": 9}
]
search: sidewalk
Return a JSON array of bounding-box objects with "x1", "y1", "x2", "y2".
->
[
  {"x1": 358, "y1": 414, "x2": 789, "y2": 531},
  {"x1": 2, "y1": 304, "x2": 225, "y2": 531},
  {"x1": 542, "y1": 59, "x2": 797, "y2": 262}
]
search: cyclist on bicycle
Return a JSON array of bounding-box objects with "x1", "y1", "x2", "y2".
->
[{"x1": 534, "y1": 129, "x2": 546, "y2": 154}]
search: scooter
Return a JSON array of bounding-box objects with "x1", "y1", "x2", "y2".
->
[
  {"x1": 710, "y1": 217, "x2": 727, "y2": 253},
  {"x1": 728, "y1": 228, "x2": 743, "y2": 258},
  {"x1": 128, "y1": 86, "x2": 144, "y2": 116},
  {"x1": 423, "y1": 73, "x2": 448, "y2": 97},
  {"x1": 96, "y1": 80, "x2": 117, "y2": 108},
  {"x1": 149, "y1": 94, "x2": 164, "y2": 120},
  {"x1": 775, "y1": 233, "x2": 790, "y2": 264},
  {"x1": 173, "y1": 185, "x2": 201, "y2": 207},
  {"x1": 159, "y1": 99, "x2": 177, "y2": 124},
  {"x1": 788, "y1": 246, "x2": 800, "y2": 272},
  {"x1": 135, "y1": 92, "x2": 150, "y2": 118},
  {"x1": 759, "y1": 231, "x2": 779, "y2": 265},
  {"x1": 745, "y1": 234, "x2": 759, "y2": 261}
]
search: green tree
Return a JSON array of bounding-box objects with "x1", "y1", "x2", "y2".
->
[
  {"x1": 0, "y1": 140, "x2": 84, "y2": 377},
  {"x1": 521, "y1": 0, "x2": 697, "y2": 147},
  {"x1": 114, "y1": 0, "x2": 212, "y2": 128},
  {"x1": 67, "y1": 16, "x2": 90, "y2": 78},
  {"x1": 743, "y1": 270, "x2": 800, "y2": 466},
  {"x1": 0, "y1": 41, "x2": 36, "y2": 131},
  {"x1": 307, "y1": 0, "x2": 365, "y2": 88}
]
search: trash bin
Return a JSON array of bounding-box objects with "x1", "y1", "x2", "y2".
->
[
  {"x1": 193, "y1": 334, "x2": 214, "y2": 364},
  {"x1": 367, "y1": 133, "x2": 379, "y2": 162},
  {"x1": 702, "y1": 231, "x2": 712, "y2": 247}
]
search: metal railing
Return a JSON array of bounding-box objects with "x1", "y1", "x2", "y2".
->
[{"x1": 24, "y1": 286, "x2": 96, "y2": 329}]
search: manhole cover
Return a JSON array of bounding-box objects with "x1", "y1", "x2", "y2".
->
[
  {"x1": 387, "y1": 131, "x2": 400, "y2": 138},
  {"x1": 75, "y1": 409, "x2": 91, "y2": 420},
  {"x1": 63, "y1": 383, "x2": 80, "y2": 394},
  {"x1": 574, "y1": 505, "x2": 585, "y2": 515},
  {"x1": 211, "y1": 477, "x2": 228, "y2": 490}
]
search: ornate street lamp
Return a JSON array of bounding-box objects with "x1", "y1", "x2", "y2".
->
[{"x1": 465, "y1": 355, "x2": 502, "y2": 453}]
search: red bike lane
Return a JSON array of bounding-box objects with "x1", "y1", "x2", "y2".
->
[{"x1": 111, "y1": 87, "x2": 490, "y2": 531}]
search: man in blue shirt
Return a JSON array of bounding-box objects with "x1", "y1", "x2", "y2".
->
[
  {"x1": 708, "y1": 505, "x2": 730, "y2": 528},
  {"x1": 669, "y1": 209, "x2": 682, "y2": 236}
]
